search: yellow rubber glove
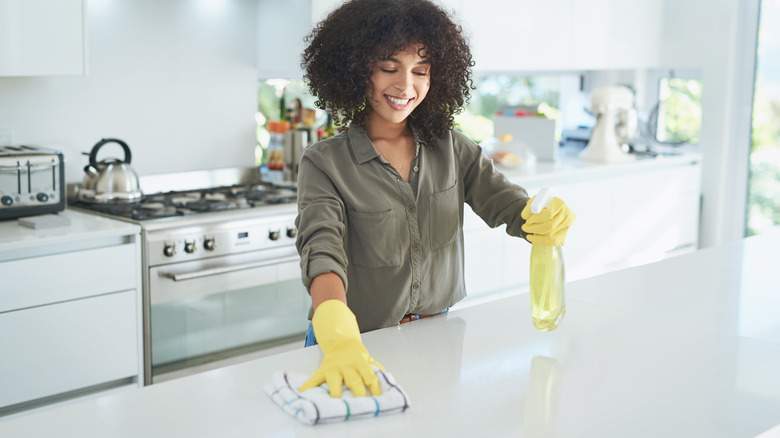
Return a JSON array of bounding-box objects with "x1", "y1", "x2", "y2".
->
[
  {"x1": 299, "y1": 300, "x2": 385, "y2": 398},
  {"x1": 521, "y1": 196, "x2": 576, "y2": 246}
]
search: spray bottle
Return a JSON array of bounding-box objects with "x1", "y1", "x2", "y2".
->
[{"x1": 529, "y1": 187, "x2": 566, "y2": 331}]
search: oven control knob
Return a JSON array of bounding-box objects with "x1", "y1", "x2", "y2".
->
[
  {"x1": 269, "y1": 230, "x2": 280, "y2": 241},
  {"x1": 184, "y1": 241, "x2": 196, "y2": 253},
  {"x1": 203, "y1": 238, "x2": 216, "y2": 251},
  {"x1": 36, "y1": 192, "x2": 49, "y2": 202},
  {"x1": 286, "y1": 227, "x2": 297, "y2": 238},
  {"x1": 1, "y1": 195, "x2": 12, "y2": 206},
  {"x1": 163, "y1": 244, "x2": 176, "y2": 257}
]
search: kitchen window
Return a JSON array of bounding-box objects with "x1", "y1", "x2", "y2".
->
[
  {"x1": 747, "y1": 0, "x2": 780, "y2": 236},
  {"x1": 257, "y1": 75, "x2": 567, "y2": 158},
  {"x1": 456, "y1": 74, "x2": 565, "y2": 143},
  {"x1": 648, "y1": 74, "x2": 703, "y2": 145}
]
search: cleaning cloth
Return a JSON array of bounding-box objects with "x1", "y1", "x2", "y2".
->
[{"x1": 264, "y1": 367, "x2": 410, "y2": 425}]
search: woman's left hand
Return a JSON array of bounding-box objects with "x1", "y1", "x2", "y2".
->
[{"x1": 521, "y1": 196, "x2": 576, "y2": 246}]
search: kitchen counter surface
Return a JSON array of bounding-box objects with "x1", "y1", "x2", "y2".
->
[
  {"x1": 1, "y1": 229, "x2": 779, "y2": 437},
  {"x1": 0, "y1": 208, "x2": 140, "y2": 254},
  {"x1": 497, "y1": 150, "x2": 701, "y2": 187}
]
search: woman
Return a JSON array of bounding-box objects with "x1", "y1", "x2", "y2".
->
[{"x1": 295, "y1": 0, "x2": 575, "y2": 398}]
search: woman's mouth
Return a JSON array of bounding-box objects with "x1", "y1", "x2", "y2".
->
[{"x1": 384, "y1": 95, "x2": 414, "y2": 110}]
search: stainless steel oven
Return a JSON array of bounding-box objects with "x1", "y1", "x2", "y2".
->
[
  {"x1": 68, "y1": 168, "x2": 309, "y2": 384},
  {"x1": 144, "y1": 210, "x2": 308, "y2": 383}
]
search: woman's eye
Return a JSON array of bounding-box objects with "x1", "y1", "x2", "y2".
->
[
  {"x1": 380, "y1": 68, "x2": 397, "y2": 73},
  {"x1": 414, "y1": 70, "x2": 429, "y2": 76}
]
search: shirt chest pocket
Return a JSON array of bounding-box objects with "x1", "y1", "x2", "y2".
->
[
  {"x1": 429, "y1": 183, "x2": 460, "y2": 250},
  {"x1": 347, "y1": 209, "x2": 404, "y2": 268}
]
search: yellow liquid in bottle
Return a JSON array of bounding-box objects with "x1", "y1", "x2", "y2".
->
[{"x1": 529, "y1": 244, "x2": 566, "y2": 331}]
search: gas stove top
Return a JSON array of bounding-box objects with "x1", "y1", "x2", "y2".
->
[{"x1": 67, "y1": 167, "x2": 297, "y2": 224}]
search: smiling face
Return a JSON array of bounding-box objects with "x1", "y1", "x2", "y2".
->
[{"x1": 366, "y1": 44, "x2": 431, "y2": 129}]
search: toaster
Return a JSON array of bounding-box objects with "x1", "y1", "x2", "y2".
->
[{"x1": 0, "y1": 145, "x2": 66, "y2": 220}]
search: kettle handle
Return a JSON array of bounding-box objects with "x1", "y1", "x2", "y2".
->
[{"x1": 89, "y1": 138, "x2": 132, "y2": 168}]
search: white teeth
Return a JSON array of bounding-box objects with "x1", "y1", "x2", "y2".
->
[{"x1": 386, "y1": 95, "x2": 412, "y2": 105}]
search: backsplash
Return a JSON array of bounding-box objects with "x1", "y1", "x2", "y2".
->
[{"x1": 0, "y1": 0, "x2": 259, "y2": 183}]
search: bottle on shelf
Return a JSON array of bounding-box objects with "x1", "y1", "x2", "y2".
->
[
  {"x1": 279, "y1": 87, "x2": 287, "y2": 121},
  {"x1": 266, "y1": 120, "x2": 289, "y2": 183}
]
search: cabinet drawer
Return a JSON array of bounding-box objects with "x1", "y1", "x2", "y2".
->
[
  {"x1": 0, "y1": 291, "x2": 139, "y2": 408},
  {"x1": 0, "y1": 243, "x2": 137, "y2": 313}
]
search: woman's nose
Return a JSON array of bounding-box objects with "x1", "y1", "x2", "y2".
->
[{"x1": 394, "y1": 72, "x2": 413, "y2": 92}]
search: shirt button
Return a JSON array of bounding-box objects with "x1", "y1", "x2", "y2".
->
[
  {"x1": 412, "y1": 243, "x2": 420, "y2": 250},
  {"x1": 408, "y1": 205, "x2": 416, "y2": 213},
  {"x1": 413, "y1": 282, "x2": 420, "y2": 289}
]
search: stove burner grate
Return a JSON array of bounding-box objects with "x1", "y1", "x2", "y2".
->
[
  {"x1": 238, "y1": 186, "x2": 297, "y2": 205},
  {"x1": 182, "y1": 199, "x2": 237, "y2": 212},
  {"x1": 70, "y1": 181, "x2": 297, "y2": 221}
]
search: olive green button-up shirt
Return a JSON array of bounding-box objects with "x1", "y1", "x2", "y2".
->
[{"x1": 295, "y1": 123, "x2": 530, "y2": 332}]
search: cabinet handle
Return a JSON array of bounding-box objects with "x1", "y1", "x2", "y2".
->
[{"x1": 165, "y1": 255, "x2": 299, "y2": 281}]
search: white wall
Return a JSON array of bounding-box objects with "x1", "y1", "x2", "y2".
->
[
  {"x1": 659, "y1": 0, "x2": 759, "y2": 248},
  {"x1": 0, "y1": 0, "x2": 259, "y2": 182}
]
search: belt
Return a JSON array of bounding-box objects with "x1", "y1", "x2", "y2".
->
[{"x1": 397, "y1": 309, "x2": 449, "y2": 325}]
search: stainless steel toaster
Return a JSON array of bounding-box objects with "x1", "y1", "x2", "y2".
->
[{"x1": 0, "y1": 145, "x2": 66, "y2": 220}]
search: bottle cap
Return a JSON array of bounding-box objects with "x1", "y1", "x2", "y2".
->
[{"x1": 530, "y1": 187, "x2": 553, "y2": 214}]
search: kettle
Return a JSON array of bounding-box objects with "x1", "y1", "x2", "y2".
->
[{"x1": 79, "y1": 138, "x2": 143, "y2": 203}]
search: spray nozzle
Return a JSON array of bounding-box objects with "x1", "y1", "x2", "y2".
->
[{"x1": 530, "y1": 187, "x2": 554, "y2": 214}]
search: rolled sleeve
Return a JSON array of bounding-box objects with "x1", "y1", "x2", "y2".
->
[
  {"x1": 295, "y1": 150, "x2": 349, "y2": 292},
  {"x1": 453, "y1": 130, "x2": 531, "y2": 239}
]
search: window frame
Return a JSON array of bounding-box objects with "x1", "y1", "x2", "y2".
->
[{"x1": 645, "y1": 69, "x2": 703, "y2": 146}]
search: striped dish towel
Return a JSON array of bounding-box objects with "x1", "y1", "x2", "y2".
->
[{"x1": 264, "y1": 367, "x2": 410, "y2": 425}]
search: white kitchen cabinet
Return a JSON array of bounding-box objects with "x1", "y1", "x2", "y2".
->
[
  {"x1": 459, "y1": 0, "x2": 573, "y2": 72},
  {"x1": 457, "y1": 0, "x2": 662, "y2": 72},
  {"x1": 463, "y1": 209, "x2": 504, "y2": 298},
  {"x1": 0, "y1": 244, "x2": 136, "y2": 313},
  {"x1": 0, "y1": 210, "x2": 142, "y2": 414},
  {"x1": 265, "y1": 0, "x2": 663, "y2": 76},
  {"x1": 568, "y1": 0, "x2": 663, "y2": 70},
  {"x1": 0, "y1": 0, "x2": 86, "y2": 76},
  {"x1": 312, "y1": 0, "x2": 461, "y2": 23},
  {"x1": 462, "y1": 154, "x2": 701, "y2": 305},
  {"x1": 0, "y1": 291, "x2": 138, "y2": 409}
]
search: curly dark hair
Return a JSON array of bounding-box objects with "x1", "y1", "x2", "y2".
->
[{"x1": 301, "y1": 0, "x2": 474, "y2": 146}]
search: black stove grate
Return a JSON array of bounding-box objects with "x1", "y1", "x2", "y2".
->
[{"x1": 70, "y1": 182, "x2": 297, "y2": 221}]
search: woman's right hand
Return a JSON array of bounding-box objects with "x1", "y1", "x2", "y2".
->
[{"x1": 299, "y1": 300, "x2": 384, "y2": 397}]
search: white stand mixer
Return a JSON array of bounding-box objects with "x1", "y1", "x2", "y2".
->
[{"x1": 579, "y1": 86, "x2": 637, "y2": 162}]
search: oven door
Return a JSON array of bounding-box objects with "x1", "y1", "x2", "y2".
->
[{"x1": 147, "y1": 246, "x2": 309, "y2": 381}]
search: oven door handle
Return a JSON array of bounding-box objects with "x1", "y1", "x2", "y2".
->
[{"x1": 166, "y1": 255, "x2": 300, "y2": 281}]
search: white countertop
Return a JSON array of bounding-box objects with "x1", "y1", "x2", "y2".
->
[
  {"x1": 0, "y1": 208, "x2": 140, "y2": 254},
  {"x1": 498, "y1": 150, "x2": 701, "y2": 186},
  {"x1": 1, "y1": 227, "x2": 779, "y2": 436}
]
